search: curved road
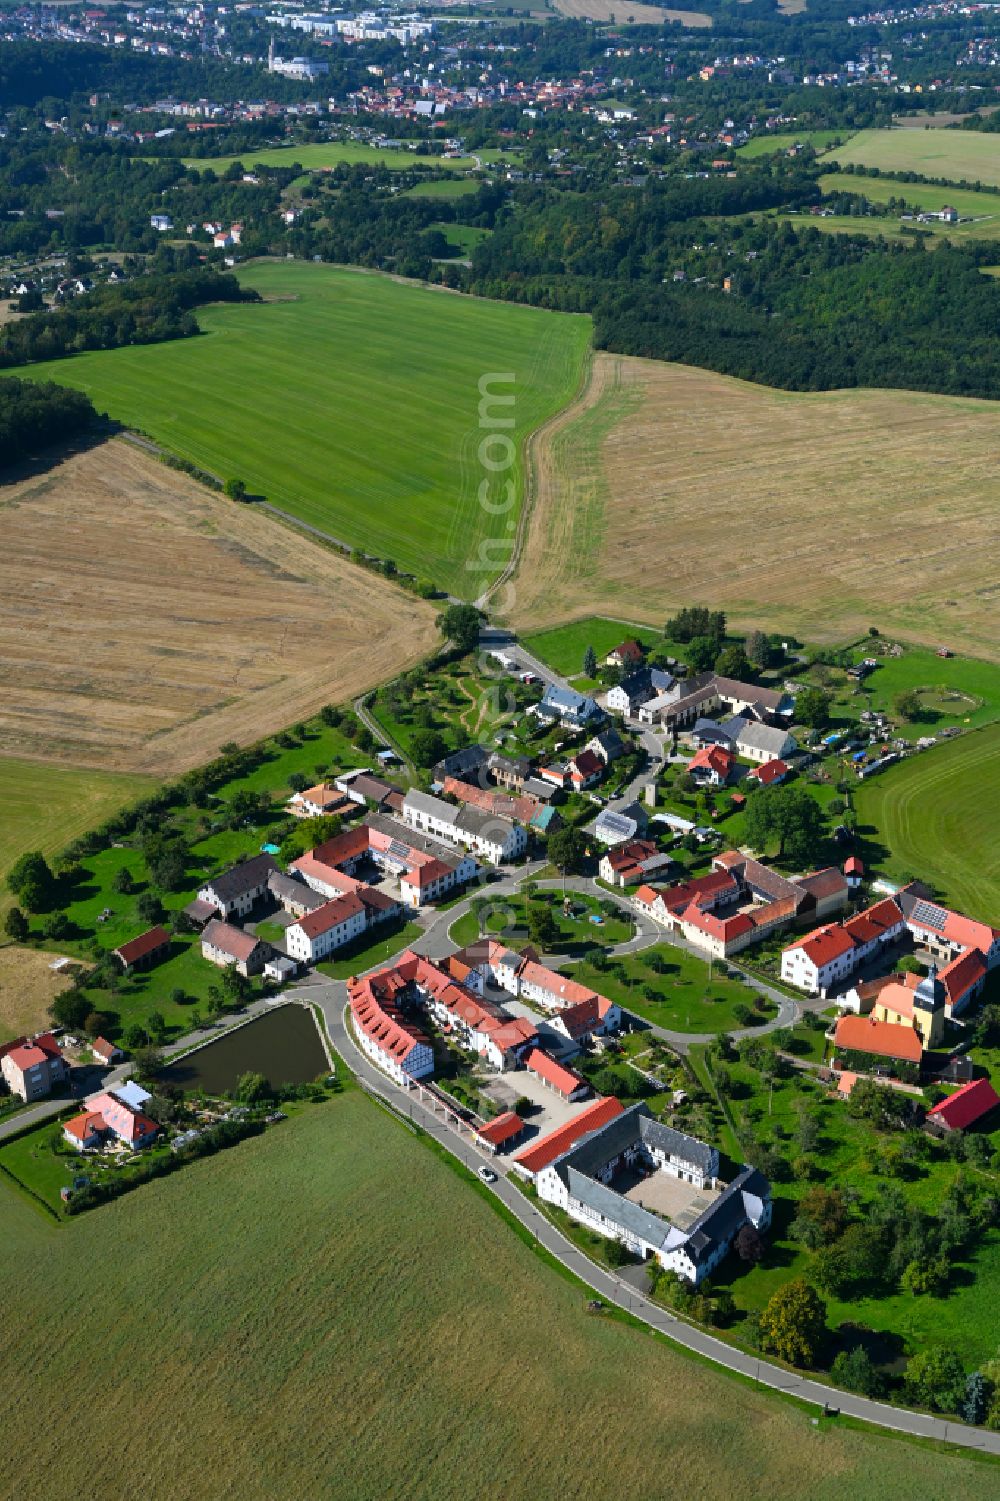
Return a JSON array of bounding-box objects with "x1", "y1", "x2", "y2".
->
[{"x1": 309, "y1": 985, "x2": 1000, "y2": 1458}]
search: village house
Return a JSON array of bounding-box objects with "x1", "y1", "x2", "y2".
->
[
  {"x1": 525, "y1": 1046, "x2": 589, "y2": 1101},
  {"x1": 688, "y1": 744, "x2": 735, "y2": 787},
  {"x1": 286, "y1": 783, "x2": 354, "y2": 819},
  {"x1": 198, "y1": 853, "x2": 278, "y2": 920},
  {"x1": 402, "y1": 789, "x2": 527, "y2": 864},
  {"x1": 512, "y1": 1096, "x2": 626, "y2": 1178},
  {"x1": 90, "y1": 1036, "x2": 123, "y2": 1066},
  {"x1": 267, "y1": 869, "x2": 328, "y2": 918},
  {"x1": 285, "y1": 891, "x2": 367, "y2": 964},
  {"x1": 605, "y1": 639, "x2": 646, "y2": 670},
  {"x1": 642, "y1": 674, "x2": 793, "y2": 731},
  {"x1": 606, "y1": 666, "x2": 674, "y2": 717},
  {"x1": 113, "y1": 925, "x2": 170, "y2": 972},
  {"x1": 587, "y1": 728, "x2": 626, "y2": 765},
  {"x1": 926, "y1": 1077, "x2": 1000, "y2": 1134},
  {"x1": 567, "y1": 748, "x2": 604, "y2": 791},
  {"x1": 0, "y1": 1032, "x2": 68, "y2": 1102},
  {"x1": 535, "y1": 684, "x2": 604, "y2": 730},
  {"x1": 63, "y1": 1085, "x2": 158, "y2": 1151},
  {"x1": 599, "y1": 839, "x2": 674, "y2": 888},
  {"x1": 834, "y1": 1012, "x2": 924, "y2": 1068},
  {"x1": 733, "y1": 721, "x2": 798, "y2": 765},
  {"x1": 488, "y1": 751, "x2": 532, "y2": 791},
  {"x1": 748, "y1": 758, "x2": 789, "y2": 788},
  {"x1": 200, "y1": 919, "x2": 270, "y2": 976},
  {"x1": 347, "y1": 969, "x2": 435, "y2": 1085}
]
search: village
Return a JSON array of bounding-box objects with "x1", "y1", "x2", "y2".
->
[{"x1": 3, "y1": 623, "x2": 998, "y2": 1304}]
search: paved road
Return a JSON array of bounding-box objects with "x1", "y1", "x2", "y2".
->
[{"x1": 308, "y1": 984, "x2": 1000, "y2": 1457}]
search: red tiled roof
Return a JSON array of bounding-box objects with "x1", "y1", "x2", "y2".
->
[
  {"x1": 750, "y1": 758, "x2": 788, "y2": 785},
  {"x1": 64, "y1": 1110, "x2": 106, "y2": 1142},
  {"x1": 571, "y1": 749, "x2": 603, "y2": 780},
  {"x1": 477, "y1": 1111, "x2": 526, "y2": 1148},
  {"x1": 688, "y1": 744, "x2": 733, "y2": 777},
  {"x1": 927, "y1": 1077, "x2": 1000, "y2": 1131},
  {"x1": 201, "y1": 919, "x2": 264, "y2": 964},
  {"x1": 114, "y1": 926, "x2": 170, "y2": 966},
  {"x1": 293, "y1": 891, "x2": 364, "y2": 938},
  {"x1": 680, "y1": 901, "x2": 753, "y2": 942},
  {"x1": 91, "y1": 1036, "x2": 119, "y2": 1062},
  {"x1": 790, "y1": 924, "x2": 856, "y2": 968},
  {"x1": 834, "y1": 1014, "x2": 923, "y2": 1063},
  {"x1": 938, "y1": 947, "x2": 987, "y2": 1004},
  {"x1": 844, "y1": 856, "x2": 864, "y2": 875},
  {"x1": 525, "y1": 1047, "x2": 586, "y2": 1097},
  {"x1": 512, "y1": 1096, "x2": 625, "y2": 1175}
]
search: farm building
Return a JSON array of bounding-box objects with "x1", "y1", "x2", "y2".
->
[{"x1": 113, "y1": 925, "x2": 170, "y2": 972}]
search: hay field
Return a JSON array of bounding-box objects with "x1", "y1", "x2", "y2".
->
[
  {"x1": 508, "y1": 354, "x2": 1000, "y2": 661},
  {"x1": 0, "y1": 945, "x2": 74, "y2": 1040},
  {"x1": 4, "y1": 1092, "x2": 1000, "y2": 1501},
  {"x1": 828, "y1": 128, "x2": 1000, "y2": 188},
  {"x1": 553, "y1": 0, "x2": 712, "y2": 23},
  {"x1": 0, "y1": 439, "x2": 437, "y2": 774},
  {"x1": 179, "y1": 142, "x2": 477, "y2": 173}
]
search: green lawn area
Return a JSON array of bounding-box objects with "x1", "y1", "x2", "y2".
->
[
  {"x1": 182, "y1": 142, "x2": 478, "y2": 173},
  {"x1": 819, "y1": 171, "x2": 1000, "y2": 220},
  {"x1": 704, "y1": 1049, "x2": 1000, "y2": 1371},
  {"x1": 432, "y1": 222, "x2": 493, "y2": 256},
  {"x1": 0, "y1": 757, "x2": 151, "y2": 913},
  {"x1": 369, "y1": 651, "x2": 545, "y2": 767},
  {"x1": 564, "y1": 945, "x2": 773, "y2": 1034},
  {"x1": 828, "y1": 127, "x2": 1000, "y2": 189},
  {"x1": 522, "y1": 617, "x2": 666, "y2": 677},
  {"x1": 854, "y1": 723, "x2": 1000, "y2": 922},
  {"x1": 738, "y1": 129, "x2": 852, "y2": 159},
  {"x1": 316, "y1": 918, "x2": 424, "y2": 979},
  {"x1": 448, "y1": 889, "x2": 632, "y2": 953},
  {"x1": 777, "y1": 212, "x2": 913, "y2": 243},
  {"x1": 0, "y1": 1115, "x2": 77, "y2": 1216},
  {"x1": 21, "y1": 261, "x2": 591, "y2": 596},
  {"x1": 5, "y1": 1095, "x2": 997, "y2": 1497},
  {"x1": 847, "y1": 647, "x2": 1000, "y2": 732},
  {"x1": 403, "y1": 177, "x2": 482, "y2": 199}
]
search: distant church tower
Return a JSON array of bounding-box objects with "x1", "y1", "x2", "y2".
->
[{"x1": 268, "y1": 35, "x2": 276, "y2": 72}]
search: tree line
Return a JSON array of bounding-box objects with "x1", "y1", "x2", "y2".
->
[{"x1": 0, "y1": 375, "x2": 95, "y2": 469}]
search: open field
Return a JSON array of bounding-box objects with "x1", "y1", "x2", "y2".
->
[
  {"x1": 828, "y1": 128, "x2": 1000, "y2": 188},
  {"x1": 0, "y1": 755, "x2": 148, "y2": 904},
  {"x1": 738, "y1": 130, "x2": 851, "y2": 158},
  {"x1": 4, "y1": 1092, "x2": 1000, "y2": 1500},
  {"x1": 855, "y1": 723, "x2": 1000, "y2": 921},
  {"x1": 565, "y1": 946, "x2": 773, "y2": 1032},
  {"x1": 779, "y1": 210, "x2": 1000, "y2": 244},
  {"x1": 0, "y1": 438, "x2": 437, "y2": 773},
  {"x1": 523, "y1": 615, "x2": 662, "y2": 675},
  {"x1": 403, "y1": 176, "x2": 481, "y2": 198},
  {"x1": 21, "y1": 262, "x2": 591, "y2": 597},
  {"x1": 508, "y1": 353, "x2": 1000, "y2": 662},
  {"x1": 181, "y1": 142, "x2": 477, "y2": 173},
  {"x1": 819, "y1": 172, "x2": 1000, "y2": 219},
  {"x1": 551, "y1": 0, "x2": 711, "y2": 22},
  {"x1": 0, "y1": 945, "x2": 73, "y2": 1039}
]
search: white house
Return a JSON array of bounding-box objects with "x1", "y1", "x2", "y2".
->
[
  {"x1": 402, "y1": 789, "x2": 525, "y2": 864},
  {"x1": 285, "y1": 892, "x2": 367, "y2": 964},
  {"x1": 734, "y1": 722, "x2": 797, "y2": 765},
  {"x1": 780, "y1": 924, "x2": 857, "y2": 995},
  {"x1": 198, "y1": 854, "x2": 278, "y2": 919}
]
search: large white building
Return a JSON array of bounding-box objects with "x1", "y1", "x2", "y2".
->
[
  {"x1": 402, "y1": 789, "x2": 526, "y2": 865},
  {"x1": 285, "y1": 891, "x2": 367, "y2": 964}
]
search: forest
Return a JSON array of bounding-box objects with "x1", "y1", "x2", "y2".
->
[
  {"x1": 0, "y1": 270, "x2": 256, "y2": 368},
  {"x1": 0, "y1": 375, "x2": 95, "y2": 469}
]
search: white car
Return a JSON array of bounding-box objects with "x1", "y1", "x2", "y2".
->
[{"x1": 477, "y1": 1165, "x2": 498, "y2": 1184}]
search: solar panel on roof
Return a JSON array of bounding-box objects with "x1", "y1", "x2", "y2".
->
[
  {"x1": 911, "y1": 899, "x2": 949, "y2": 930},
  {"x1": 388, "y1": 840, "x2": 411, "y2": 861},
  {"x1": 599, "y1": 812, "x2": 632, "y2": 837}
]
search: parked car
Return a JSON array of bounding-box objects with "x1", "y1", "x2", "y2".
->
[{"x1": 477, "y1": 1165, "x2": 498, "y2": 1184}]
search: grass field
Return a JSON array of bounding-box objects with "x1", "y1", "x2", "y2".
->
[
  {"x1": 0, "y1": 755, "x2": 148, "y2": 906},
  {"x1": 565, "y1": 946, "x2": 773, "y2": 1033},
  {"x1": 551, "y1": 0, "x2": 711, "y2": 23},
  {"x1": 780, "y1": 212, "x2": 1000, "y2": 245},
  {"x1": 4, "y1": 1091, "x2": 1000, "y2": 1500},
  {"x1": 522, "y1": 615, "x2": 663, "y2": 675},
  {"x1": 21, "y1": 262, "x2": 591, "y2": 597},
  {"x1": 854, "y1": 724, "x2": 1000, "y2": 921},
  {"x1": 508, "y1": 353, "x2": 1000, "y2": 662},
  {"x1": 819, "y1": 171, "x2": 1000, "y2": 219},
  {"x1": 404, "y1": 177, "x2": 480, "y2": 199},
  {"x1": 828, "y1": 128, "x2": 1000, "y2": 189},
  {"x1": 182, "y1": 142, "x2": 477, "y2": 173},
  {"x1": 738, "y1": 130, "x2": 851, "y2": 158},
  {"x1": 0, "y1": 438, "x2": 437, "y2": 773},
  {"x1": 432, "y1": 221, "x2": 493, "y2": 256}
]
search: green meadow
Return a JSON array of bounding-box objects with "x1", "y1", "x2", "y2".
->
[
  {"x1": 522, "y1": 616, "x2": 665, "y2": 676},
  {"x1": 21, "y1": 261, "x2": 591, "y2": 594},
  {"x1": 828, "y1": 128, "x2": 1000, "y2": 189},
  {"x1": 182, "y1": 141, "x2": 477, "y2": 172},
  {"x1": 819, "y1": 172, "x2": 1000, "y2": 220},
  {"x1": 3, "y1": 1091, "x2": 1000, "y2": 1499},
  {"x1": 855, "y1": 723, "x2": 1000, "y2": 922},
  {"x1": 737, "y1": 129, "x2": 851, "y2": 158}
]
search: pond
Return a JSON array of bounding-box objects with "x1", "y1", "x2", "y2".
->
[{"x1": 158, "y1": 1005, "x2": 329, "y2": 1094}]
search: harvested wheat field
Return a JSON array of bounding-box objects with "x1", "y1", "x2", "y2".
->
[
  {"x1": 509, "y1": 355, "x2": 1000, "y2": 660},
  {"x1": 553, "y1": 0, "x2": 711, "y2": 24},
  {"x1": 0, "y1": 945, "x2": 75, "y2": 1041},
  {"x1": 0, "y1": 439, "x2": 437, "y2": 774}
]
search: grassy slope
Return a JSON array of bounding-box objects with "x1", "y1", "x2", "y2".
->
[
  {"x1": 3, "y1": 1092, "x2": 1000, "y2": 1501},
  {"x1": 828, "y1": 128, "x2": 1000, "y2": 189},
  {"x1": 819, "y1": 172, "x2": 1000, "y2": 219},
  {"x1": 0, "y1": 757, "x2": 150, "y2": 911},
  {"x1": 738, "y1": 130, "x2": 850, "y2": 158},
  {"x1": 854, "y1": 723, "x2": 1000, "y2": 922},
  {"x1": 522, "y1": 616, "x2": 663, "y2": 676},
  {"x1": 180, "y1": 142, "x2": 476, "y2": 172},
  {"x1": 20, "y1": 262, "x2": 591, "y2": 596}
]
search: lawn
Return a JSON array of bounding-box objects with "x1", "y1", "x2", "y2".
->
[
  {"x1": 738, "y1": 129, "x2": 853, "y2": 158},
  {"x1": 182, "y1": 142, "x2": 478, "y2": 173},
  {"x1": 779, "y1": 211, "x2": 1000, "y2": 245},
  {"x1": 20, "y1": 261, "x2": 592, "y2": 596},
  {"x1": 563, "y1": 945, "x2": 773, "y2": 1033},
  {"x1": 819, "y1": 171, "x2": 1000, "y2": 220},
  {"x1": 432, "y1": 222, "x2": 493, "y2": 256},
  {"x1": 4, "y1": 1093, "x2": 1000, "y2": 1498},
  {"x1": 847, "y1": 647, "x2": 1000, "y2": 731},
  {"x1": 448, "y1": 888, "x2": 633, "y2": 952},
  {"x1": 522, "y1": 616, "x2": 665, "y2": 677},
  {"x1": 854, "y1": 723, "x2": 1000, "y2": 922},
  {"x1": 0, "y1": 756, "x2": 151, "y2": 913},
  {"x1": 827, "y1": 127, "x2": 1000, "y2": 189},
  {"x1": 403, "y1": 177, "x2": 482, "y2": 199}
]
